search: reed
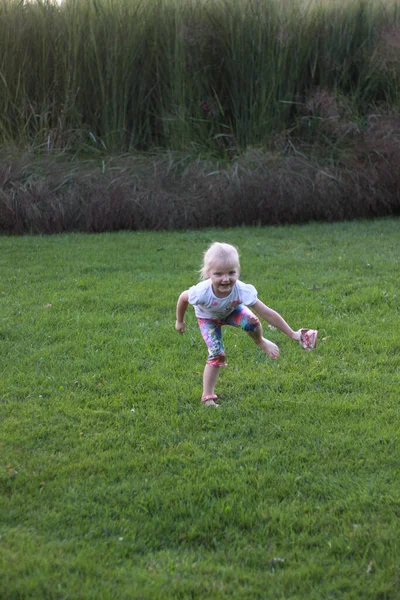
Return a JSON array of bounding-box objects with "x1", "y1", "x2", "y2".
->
[{"x1": 0, "y1": 0, "x2": 398, "y2": 153}]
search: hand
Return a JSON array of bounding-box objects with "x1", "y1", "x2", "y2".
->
[
  {"x1": 293, "y1": 329, "x2": 302, "y2": 342},
  {"x1": 175, "y1": 320, "x2": 186, "y2": 333}
]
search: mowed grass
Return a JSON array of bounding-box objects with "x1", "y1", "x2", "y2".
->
[{"x1": 1, "y1": 219, "x2": 399, "y2": 599}]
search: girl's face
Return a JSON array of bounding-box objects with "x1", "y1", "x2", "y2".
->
[{"x1": 209, "y1": 262, "x2": 239, "y2": 298}]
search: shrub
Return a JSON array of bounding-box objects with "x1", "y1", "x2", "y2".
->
[{"x1": 1, "y1": 111, "x2": 399, "y2": 233}]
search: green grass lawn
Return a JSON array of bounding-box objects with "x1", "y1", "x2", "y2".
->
[{"x1": 1, "y1": 219, "x2": 399, "y2": 599}]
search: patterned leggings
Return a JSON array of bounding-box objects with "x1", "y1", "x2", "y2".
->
[{"x1": 197, "y1": 304, "x2": 261, "y2": 367}]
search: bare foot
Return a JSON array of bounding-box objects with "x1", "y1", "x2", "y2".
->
[{"x1": 259, "y1": 337, "x2": 279, "y2": 359}]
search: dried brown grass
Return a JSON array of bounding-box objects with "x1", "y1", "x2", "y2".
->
[{"x1": 0, "y1": 111, "x2": 399, "y2": 234}]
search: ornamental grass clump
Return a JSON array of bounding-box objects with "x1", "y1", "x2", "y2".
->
[{"x1": 0, "y1": 0, "x2": 399, "y2": 153}]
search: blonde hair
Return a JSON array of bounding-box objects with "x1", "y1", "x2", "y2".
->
[{"x1": 200, "y1": 242, "x2": 240, "y2": 280}]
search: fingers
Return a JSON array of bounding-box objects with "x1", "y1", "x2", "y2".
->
[{"x1": 175, "y1": 321, "x2": 186, "y2": 333}]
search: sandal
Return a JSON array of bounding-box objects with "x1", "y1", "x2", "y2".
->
[
  {"x1": 299, "y1": 329, "x2": 318, "y2": 350},
  {"x1": 201, "y1": 394, "x2": 220, "y2": 407}
]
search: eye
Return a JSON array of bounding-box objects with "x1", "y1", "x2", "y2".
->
[{"x1": 229, "y1": 270, "x2": 236, "y2": 275}]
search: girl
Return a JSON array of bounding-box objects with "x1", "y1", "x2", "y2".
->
[{"x1": 176, "y1": 242, "x2": 317, "y2": 407}]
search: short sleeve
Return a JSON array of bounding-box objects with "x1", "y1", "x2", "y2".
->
[
  {"x1": 239, "y1": 282, "x2": 258, "y2": 306},
  {"x1": 188, "y1": 282, "x2": 205, "y2": 306}
]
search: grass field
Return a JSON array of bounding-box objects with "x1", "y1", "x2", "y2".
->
[{"x1": 1, "y1": 218, "x2": 399, "y2": 599}]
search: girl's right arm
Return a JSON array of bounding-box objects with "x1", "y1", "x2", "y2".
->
[{"x1": 176, "y1": 291, "x2": 189, "y2": 333}]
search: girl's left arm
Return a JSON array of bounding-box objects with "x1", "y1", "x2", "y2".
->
[{"x1": 251, "y1": 300, "x2": 300, "y2": 341}]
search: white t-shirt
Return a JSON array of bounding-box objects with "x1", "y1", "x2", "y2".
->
[{"x1": 188, "y1": 279, "x2": 258, "y2": 319}]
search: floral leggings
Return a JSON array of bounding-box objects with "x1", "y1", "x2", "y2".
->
[{"x1": 197, "y1": 304, "x2": 261, "y2": 367}]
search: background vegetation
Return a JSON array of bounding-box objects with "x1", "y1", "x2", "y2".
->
[
  {"x1": 0, "y1": 0, "x2": 399, "y2": 231},
  {"x1": 0, "y1": 0, "x2": 400, "y2": 153},
  {"x1": 1, "y1": 219, "x2": 399, "y2": 598}
]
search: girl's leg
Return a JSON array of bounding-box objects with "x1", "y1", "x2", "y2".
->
[
  {"x1": 225, "y1": 306, "x2": 279, "y2": 359},
  {"x1": 247, "y1": 328, "x2": 279, "y2": 359},
  {"x1": 203, "y1": 363, "x2": 220, "y2": 398},
  {"x1": 197, "y1": 318, "x2": 227, "y2": 367},
  {"x1": 197, "y1": 318, "x2": 227, "y2": 404}
]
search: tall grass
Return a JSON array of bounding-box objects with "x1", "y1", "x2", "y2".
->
[{"x1": 0, "y1": 0, "x2": 399, "y2": 153}]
